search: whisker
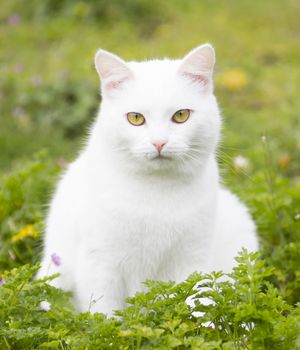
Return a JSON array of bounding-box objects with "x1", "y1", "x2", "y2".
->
[{"x1": 111, "y1": 146, "x2": 130, "y2": 153}]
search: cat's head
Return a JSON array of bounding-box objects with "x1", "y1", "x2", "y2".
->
[{"x1": 93, "y1": 44, "x2": 221, "y2": 177}]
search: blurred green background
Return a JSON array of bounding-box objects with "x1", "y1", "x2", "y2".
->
[{"x1": 1, "y1": 0, "x2": 299, "y2": 176}]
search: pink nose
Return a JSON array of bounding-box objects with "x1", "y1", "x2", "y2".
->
[{"x1": 152, "y1": 142, "x2": 166, "y2": 153}]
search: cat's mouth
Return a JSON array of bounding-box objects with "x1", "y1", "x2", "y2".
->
[
  {"x1": 133, "y1": 149, "x2": 183, "y2": 162},
  {"x1": 154, "y1": 154, "x2": 172, "y2": 160},
  {"x1": 147, "y1": 152, "x2": 173, "y2": 161}
]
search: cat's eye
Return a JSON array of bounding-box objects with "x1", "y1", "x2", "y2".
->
[
  {"x1": 171, "y1": 109, "x2": 190, "y2": 124},
  {"x1": 127, "y1": 112, "x2": 145, "y2": 126}
]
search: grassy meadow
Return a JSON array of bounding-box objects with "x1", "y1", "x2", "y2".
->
[{"x1": 0, "y1": 0, "x2": 300, "y2": 348}]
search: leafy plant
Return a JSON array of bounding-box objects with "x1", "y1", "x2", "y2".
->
[
  {"x1": 0, "y1": 152, "x2": 60, "y2": 271},
  {"x1": 0, "y1": 251, "x2": 299, "y2": 349}
]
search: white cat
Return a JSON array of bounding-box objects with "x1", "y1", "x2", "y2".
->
[{"x1": 37, "y1": 44, "x2": 258, "y2": 315}]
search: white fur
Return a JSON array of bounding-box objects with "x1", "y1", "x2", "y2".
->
[{"x1": 37, "y1": 44, "x2": 258, "y2": 315}]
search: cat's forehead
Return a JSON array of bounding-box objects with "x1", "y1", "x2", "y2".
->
[
  {"x1": 114, "y1": 59, "x2": 200, "y2": 113},
  {"x1": 124, "y1": 59, "x2": 187, "y2": 103},
  {"x1": 127, "y1": 59, "x2": 180, "y2": 82}
]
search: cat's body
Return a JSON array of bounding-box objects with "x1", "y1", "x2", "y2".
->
[{"x1": 38, "y1": 44, "x2": 258, "y2": 315}]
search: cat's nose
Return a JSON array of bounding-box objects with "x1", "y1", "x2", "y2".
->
[{"x1": 152, "y1": 141, "x2": 167, "y2": 153}]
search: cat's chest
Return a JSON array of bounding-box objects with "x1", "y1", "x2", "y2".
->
[{"x1": 86, "y1": 179, "x2": 215, "y2": 245}]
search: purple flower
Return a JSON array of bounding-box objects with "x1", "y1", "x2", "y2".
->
[
  {"x1": 31, "y1": 75, "x2": 43, "y2": 87},
  {"x1": 14, "y1": 63, "x2": 24, "y2": 73},
  {"x1": 7, "y1": 14, "x2": 20, "y2": 26},
  {"x1": 51, "y1": 253, "x2": 61, "y2": 266},
  {"x1": 0, "y1": 278, "x2": 5, "y2": 287}
]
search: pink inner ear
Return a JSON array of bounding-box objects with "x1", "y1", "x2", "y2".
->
[
  {"x1": 105, "y1": 77, "x2": 129, "y2": 92},
  {"x1": 182, "y1": 72, "x2": 209, "y2": 85},
  {"x1": 101, "y1": 67, "x2": 114, "y2": 79}
]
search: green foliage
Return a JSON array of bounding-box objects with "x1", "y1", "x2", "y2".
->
[
  {"x1": 0, "y1": 252, "x2": 299, "y2": 349},
  {"x1": 1, "y1": 0, "x2": 170, "y2": 38},
  {"x1": 246, "y1": 172, "x2": 300, "y2": 305},
  {"x1": 0, "y1": 153, "x2": 60, "y2": 270},
  {"x1": 0, "y1": 72, "x2": 96, "y2": 168}
]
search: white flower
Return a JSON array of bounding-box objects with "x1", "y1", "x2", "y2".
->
[
  {"x1": 40, "y1": 300, "x2": 51, "y2": 311},
  {"x1": 233, "y1": 155, "x2": 249, "y2": 170}
]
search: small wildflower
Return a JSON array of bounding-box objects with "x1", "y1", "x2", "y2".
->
[
  {"x1": 51, "y1": 253, "x2": 61, "y2": 266},
  {"x1": 233, "y1": 155, "x2": 249, "y2": 171},
  {"x1": 40, "y1": 300, "x2": 51, "y2": 311},
  {"x1": 277, "y1": 153, "x2": 292, "y2": 169},
  {"x1": 261, "y1": 135, "x2": 267, "y2": 142},
  {"x1": 7, "y1": 14, "x2": 20, "y2": 26},
  {"x1": 0, "y1": 278, "x2": 5, "y2": 287},
  {"x1": 295, "y1": 214, "x2": 300, "y2": 220},
  {"x1": 11, "y1": 224, "x2": 39, "y2": 242},
  {"x1": 219, "y1": 68, "x2": 248, "y2": 91},
  {"x1": 31, "y1": 75, "x2": 43, "y2": 87},
  {"x1": 14, "y1": 63, "x2": 24, "y2": 73}
]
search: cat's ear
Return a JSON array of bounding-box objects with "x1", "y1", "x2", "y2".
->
[
  {"x1": 178, "y1": 44, "x2": 215, "y2": 91},
  {"x1": 95, "y1": 49, "x2": 133, "y2": 96}
]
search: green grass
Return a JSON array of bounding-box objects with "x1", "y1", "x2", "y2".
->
[{"x1": 0, "y1": 0, "x2": 299, "y2": 348}]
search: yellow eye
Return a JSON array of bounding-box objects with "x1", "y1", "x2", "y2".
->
[
  {"x1": 127, "y1": 112, "x2": 145, "y2": 126},
  {"x1": 172, "y1": 109, "x2": 190, "y2": 124}
]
